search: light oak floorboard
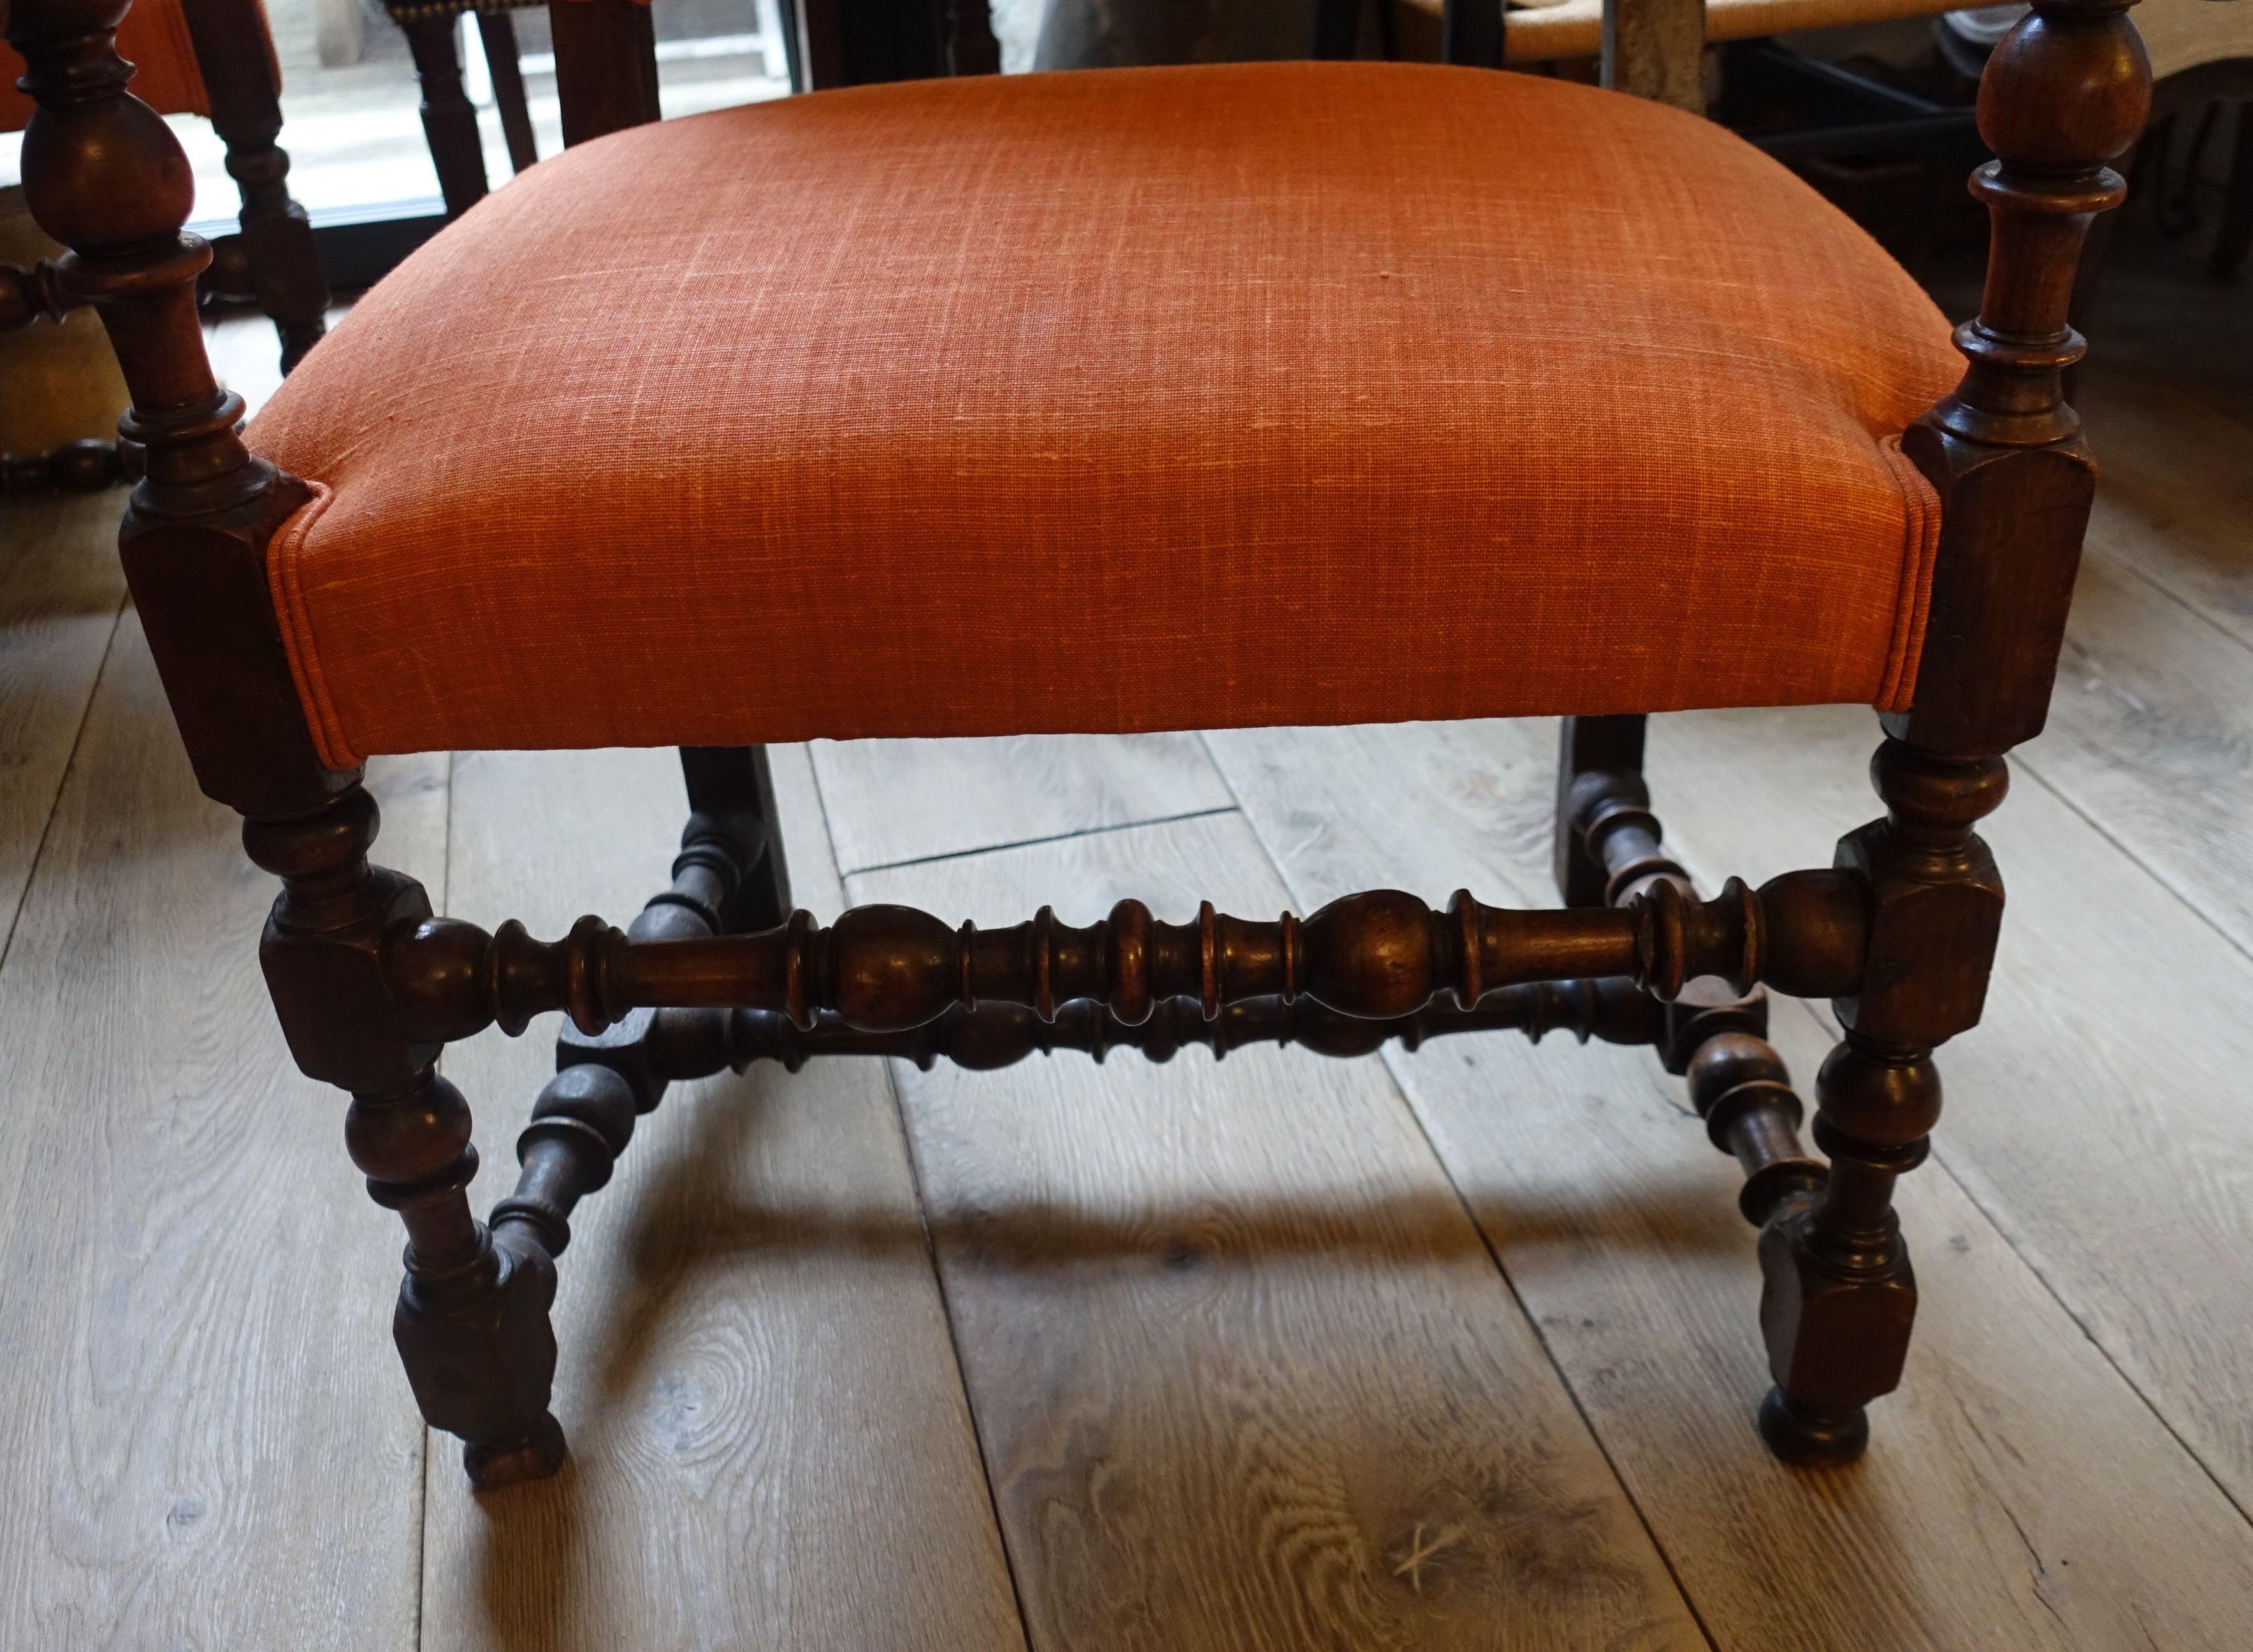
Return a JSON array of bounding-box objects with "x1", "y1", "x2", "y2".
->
[
  {"x1": 2029, "y1": 546, "x2": 2253, "y2": 953},
  {"x1": 2081, "y1": 242, "x2": 2253, "y2": 430},
  {"x1": 813, "y1": 733, "x2": 1233, "y2": 873},
  {"x1": 0, "y1": 614, "x2": 440, "y2": 1652},
  {"x1": 1208, "y1": 717, "x2": 2253, "y2": 1649},
  {"x1": 0, "y1": 491, "x2": 127, "y2": 955},
  {"x1": 420, "y1": 743, "x2": 1027, "y2": 1652},
  {"x1": 854, "y1": 814, "x2": 1709, "y2": 1652},
  {"x1": 2079, "y1": 363, "x2": 2253, "y2": 651}
]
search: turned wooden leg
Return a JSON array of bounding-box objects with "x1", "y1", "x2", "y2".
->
[
  {"x1": 1757, "y1": 735, "x2": 2006, "y2": 1465},
  {"x1": 211, "y1": 125, "x2": 326, "y2": 373},
  {"x1": 185, "y1": 0, "x2": 330, "y2": 372},
  {"x1": 243, "y1": 783, "x2": 564, "y2": 1489},
  {"x1": 679, "y1": 745, "x2": 792, "y2": 933},
  {"x1": 1554, "y1": 712, "x2": 1832, "y2": 1337},
  {"x1": 363, "y1": 1069, "x2": 564, "y2": 1489},
  {"x1": 1755, "y1": 1035, "x2": 1936, "y2": 1464},
  {"x1": 403, "y1": 13, "x2": 490, "y2": 219},
  {"x1": 461, "y1": 744, "x2": 795, "y2": 1467},
  {"x1": 477, "y1": 10, "x2": 540, "y2": 176},
  {"x1": 1554, "y1": 714, "x2": 1648, "y2": 909}
]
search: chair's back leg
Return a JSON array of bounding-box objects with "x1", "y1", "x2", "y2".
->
[
  {"x1": 679, "y1": 746, "x2": 793, "y2": 933},
  {"x1": 1438, "y1": 0, "x2": 1501, "y2": 68},
  {"x1": 1312, "y1": 0, "x2": 1360, "y2": 59},
  {"x1": 1553, "y1": 713, "x2": 1648, "y2": 908}
]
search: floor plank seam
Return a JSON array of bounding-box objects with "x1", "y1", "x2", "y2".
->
[
  {"x1": 872, "y1": 1059, "x2": 1040, "y2": 1652},
  {"x1": 414, "y1": 1425, "x2": 433, "y2": 1652},
  {"x1": 802, "y1": 738, "x2": 849, "y2": 904},
  {"x1": 2087, "y1": 539, "x2": 2253, "y2": 667},
  {"x1": 2009, "y1": 749, "x2": 2253, "y2": 972},
  {"x1": 813, "y1": 750, "x2": 1036, "y2": 1648},
  {"x1": 0, "y1": 590, "x2": 126, "y2": 981},
  {"x1": 1198, "y1": 735, "x2": 1721, "y2": 1648},
  {"x1": 1923, "y1": 1122, "x2": 2253, "y2": 1532},
  {"x1": 838, "y1": 805, "x2": 1238, "y2": 880},
  {"x1": 1375, "y1": 1040, "x2": 1725, "y2": 1652}
]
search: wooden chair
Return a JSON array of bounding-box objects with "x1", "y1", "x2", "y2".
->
[
  {"x1": 1, "y1": 0, "x2": 327, "y2": 370},
  {"x1": 386, "y1": 1, "x2": 546, "y2": 219},
  {"x1": 381, "y1": 0, "x2": 802, "y2": 221},
  {"x1": 7, "y1": 0, "x2": 2154, "y2": 1491}
]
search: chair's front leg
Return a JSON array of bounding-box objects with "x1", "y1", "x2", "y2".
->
[
  {"x1": 246, "y1": 783, "x2": 565, "y2": 1488},
  {"x1": 1757, "y1": 0, "x2": 2150, "y2": 1464},
  {"x1": 1757, "y1": 737, "x2": 2006, "y2": 1464}
]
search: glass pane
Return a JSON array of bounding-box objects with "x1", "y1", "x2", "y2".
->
[{"x1": 4, "y1": 0, "x2": 793, "y2": 225}]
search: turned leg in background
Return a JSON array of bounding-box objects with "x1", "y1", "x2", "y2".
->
[
  {"x1": 679, "y1": 745, "x2": 792, "y2": 932},
  {"x1": 1554, "y1": 715, "x2": 1838, "y2": 1447},
  {"x1": 472, "y1": 746, "x2": 794, "y2": 1485},
  {"x1": 184, "y1": 0, "x2": 330, "y2": 372},
  {"x1": 404, "y1": 12, "x2": 491, "y2": 218},
  {"x1": 245, "y1": 783, "x2": 564, "y2": 1489},
  {"x1": 476, "y1": 10, "x2": 540, "y2": 177},
  {"x1": 1554, "y1": 714, "x2": 1648, "y2": 910}
]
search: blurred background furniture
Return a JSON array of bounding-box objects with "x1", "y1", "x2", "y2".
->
[
  {"x1": 0, "y1": 186, "x2": 128, "y2": 493},
  {"x1": 0, "y1": 0, "x2": 328, "y2": 368},
  {"x1": 1335, "y1": 0, "x2": 2247, "y2": 335},
  {"x1": 379, "y1": 0, "x2": 798, "y2": 217},
  {"x1": 0, "y1": 0, "x2": 328, "y2": 493}
]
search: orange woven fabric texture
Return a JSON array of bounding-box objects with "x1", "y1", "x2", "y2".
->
[
  {"x1": 250, "y1": 61, "x2": 1961, "y2": 767},
  {"x1": 1, "y1": 0, "x2": 210, "y2": 127}
]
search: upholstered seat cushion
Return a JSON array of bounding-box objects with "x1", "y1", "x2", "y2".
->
[{"x1": 250, "y1": 61, "x2": 1960, "y2": 767}]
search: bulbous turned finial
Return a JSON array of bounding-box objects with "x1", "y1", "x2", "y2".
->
[
  {"x1": 10, "y1": 0, "x2": 196, "y2": 257},
  {"x1": 1976, "y1": 0, "x2": 2151, "y2": 170},
  {"x1": 1932, "y1": 0, "x2": 2152, "y2": 447}
]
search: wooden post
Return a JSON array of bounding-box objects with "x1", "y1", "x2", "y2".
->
[
  {"x1": 1602, "y1": 0, "x2": 1706, "y2": 113},
  {"x1": 547, "y1": 0, "x2": 660, "y2": 147},
  {"x1": 402, "y1": 11, "x2": 489, "y2": 216},
  {"x1": 1758, "y1": 0, "x2": 2152, "y2": 1465}
]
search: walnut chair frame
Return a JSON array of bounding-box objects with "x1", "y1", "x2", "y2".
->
[{"x1": 7, "y1": 0, "x2": 2152, "y2": 1490}]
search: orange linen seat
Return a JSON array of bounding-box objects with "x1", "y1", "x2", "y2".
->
[{"x1": 249, "y1": 61, "x2": 1962, "y2": 767}]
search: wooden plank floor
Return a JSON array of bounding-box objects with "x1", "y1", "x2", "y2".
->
[{"x1": 2, "y1": 236, "x2": 2250, "y2": 1647}]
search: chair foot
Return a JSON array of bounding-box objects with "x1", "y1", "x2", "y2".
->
[
  {"x1": 463, "y1": 1410, "x2": 569, "y2": 1491},
  {"x1": 1758, "y1": 1386, "x2": 1869, "y2": 1467}
]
